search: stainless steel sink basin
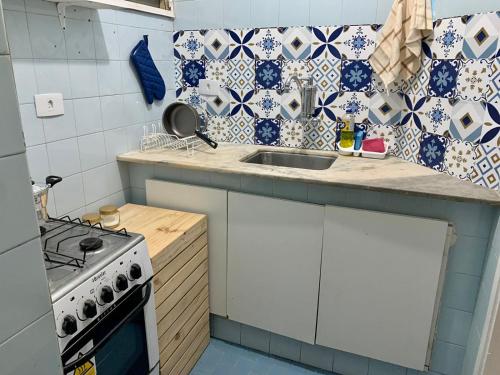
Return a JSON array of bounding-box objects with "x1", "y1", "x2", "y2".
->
[{"x1": 241, "y1": 150, "x2": 336, "y2": 170}]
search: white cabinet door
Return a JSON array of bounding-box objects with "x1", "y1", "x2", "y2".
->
[
  {"x1": 227, "y1": 192, "x2": 324, "y2": 344},
  {"x1": 317, "y1": 206, "x2": 449, "y2": 370},
  {"x1": 146, "y1": 179, "x2": 228, "y2": 316}
]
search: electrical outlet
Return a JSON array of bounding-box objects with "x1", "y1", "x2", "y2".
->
[
  {"x1": 198, "y1": 79, "x2": 221, "y2": 96},
  {"x1": 34, "y1": 93, "x2": 64, "y2": 117}
]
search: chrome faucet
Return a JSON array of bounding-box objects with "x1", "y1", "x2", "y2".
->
[{"x1": 283, "y1": 75, "x2": 319, "y2": 127}]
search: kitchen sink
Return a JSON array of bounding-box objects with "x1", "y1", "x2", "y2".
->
[{"x1": 241, "y1": 150, "x2": 337, "y2": 170}]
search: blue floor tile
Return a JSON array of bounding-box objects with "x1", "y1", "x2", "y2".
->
[{"x1": 191, "y1": 338, "x2": 331, "y2": 375}]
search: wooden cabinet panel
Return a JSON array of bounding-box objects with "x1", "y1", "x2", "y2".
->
[
  {"x1": 146, "y1": 180, "x2": 228, "y2": 316},
  {"x1": 317, "y1": 206, "x2": 449, "y2": 370},
  {"x1": 227, "y1": 192, "x2": 324, "y2": 344}
]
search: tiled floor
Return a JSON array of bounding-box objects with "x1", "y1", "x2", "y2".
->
[{"x1": 191, "y1": 338, "x2": 332, "y2": 375}]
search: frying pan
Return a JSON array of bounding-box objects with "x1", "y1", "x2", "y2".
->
[{"x1": 163, "y1": 102, "x2": 218, "y2": 149}]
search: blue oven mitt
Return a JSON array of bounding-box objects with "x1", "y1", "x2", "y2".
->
[{"x1": 130, "y1": 35, "x2": 166, "y2": 104}]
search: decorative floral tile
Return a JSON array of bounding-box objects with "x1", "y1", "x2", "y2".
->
[
  {"x1": 227, "y1": 59, "x2": 255, "y2": 92},
  {"x1": 309, "y1": 58, "x2": 341, "y2": 92},
  {"x1": 486, "y1": 58, "x2": 500, "y2": 105},
  {"x1": 205, "y1": 60, "x2": 228, "y2": 85},
  {"x1": 479, "y1": 102, "x2": 500, "y2": 146},
  {"x1": 177, "y1": 87, "x2": 204, "y2": 109},
  {"x1": 255, "y1": 59, "x2": 282, "y2": 90},
  {"x1": 368, "y1": 91, "x2": 402, "y2": 126},
  {"x1": 282, "y1": 60, "x2": 312, "y2": 83},
  {"x1": 333, "y1": 91, "x2": 370, "y2": 123},
  {"x1": 255, "y1": 118, "x2": 280, "y2": 145},
  {"x1": 340, "y1": 60, "x2": 372, "y2": 92},
  {"x1": 228, "y1": 114, "x2": 254, "y2": 144},
  {"x1": 227, "y1": 29, "x2": 255, "y2": 59},
  {"x1": 207, "y1": 116, "x2": 230, "y2": 142},
  {"x1": 282, "y1": 27, "x2": 311, "y2": 60},
  {"x1": 418, "y1": 132, "x2": 449, "y2": 171},
  {"x1": 302, "y1": 120, "x2": 337, "y2": 151},
  {"x1": 254, "y1": 89, "x2": 281, "y2": 118},
  {"x1": 310, "y1": 26, "x2": 343, "y2": 59},
  {"x1": 428, "y1": 17, "x2": 466, "y2": 59},
  {"x1": 280, "y1": 120, "x2": 304, "y2": 147},
  {"x1": 395, "y1": 122, "x2": 421, "y2": 163},
  {"x1": 206, "y1": 88, "x2": 230, "y2": 116},
  {"x1": 462, "y1": 13, "x2": 499, "y2": 59},
  {"x1": 469, "y1": 144, "x2": 499, "y2": 189},
  {"x1": 174, "y1": 30, "x2": 205, "y2": 60},
  {"x1": 175, "y1": 58, "x2": 182, "y2": 96},
  {"x1": 254, "y1": 28, "x2": 283, "y2": 60},
  {"x1": 204, "y1": 30, "x2": 230, "y2": 59},
  {"x1": 449, "y1": 100, "x2": 485, "y2": 142},
  {"x1": 444, "y1": 139, "x2": 475, "y2": 180},
  {"x1": 406, "y1": 57, "x2": 432, "y2": 97},
  {"x1": 337, "y1": 25, "x2": 377, "y2": 60},
  {"x1": 281, "y1": 90, "x2": 302, "y2": 120},
  {"x1": 367, "y1": 124, "x2": 397, "y2": 154},
  {"x1": 419, "y1": 97, "x2": 453, "y2": 135},
  {"x1": 427, "y1": 59, "x2": 460, "y2": 98},
  {"x1": 314, "y1": 91, "x2": 339, "y2": 122},
  {"x1": 400, "y1": 94, "x2": 426, "y2": 130},
  {"x1": 229, "y1": 89, "x2": 255, "y2": 117},
  {"x1": 456, "y1": 59, "x2": 492, "y2": 101},
  {"x1": 182, "y1": 60, "x2": 206, "y2": 87}
]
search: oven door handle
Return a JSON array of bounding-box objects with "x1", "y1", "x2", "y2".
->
[{"x1": 62, "y1": 281, "x2": 152, "y2": 374}]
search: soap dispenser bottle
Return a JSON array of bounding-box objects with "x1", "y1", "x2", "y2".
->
[{"x1": 339, "y1": 108, "x2": 355, "y2": 148}]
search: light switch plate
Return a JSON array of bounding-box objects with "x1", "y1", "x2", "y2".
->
[
  {"x1": 34, "y1": 93, "x2": 64, "y2": 117},
  {"x1": 199, "y1": 79, "x2": 221, "y2": 96}
]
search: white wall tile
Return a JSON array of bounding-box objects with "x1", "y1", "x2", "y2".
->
[
  {"x1": 82, "y1": 162, "x2": 128, "y2": 203},
  {"x1": 46, "y1": 137, "x2": 81, "y2": 177},
  {"x1": 2, "y1": 0, "x2": 26, "y2": 12},
  {"x1": 279, "y1": 0, "x2": 310, "y2": 27},
  {"x1": 92, "y1": 9, "x2": 116, "y2": 24},
  {"x1": 120, "y1": 59, "x2": 141, "y2": 94},
  {"x1": 341, "y1": 0, "x2": 377, "y2": 25},
  {"x1": 117, "y1": 24, "x2": 142, "y2": 60},
  {"x1": 68, "y1": 59, "x2": 99, "y2": 98},
  {"x1": 196, "y1": 0, "x2": 223, "y2": 29},
  {"x1": 0, "y1": 5, "x2": 7, "y2": 55},
  {"x1": 223, "y1": 0, "x2": 252, "y2": 29},
  {"x1": 0, "y1": 56, "x2": 25, "y2": 157},
  {"x1": 93, "y1": 21, "x2": 120, "y2": 60},
  {"x1": 33, "y1": 59, "x2": 72, "y2": 98},
  {"x1": 26, "y1": 144, "x2": 50, "y2": 182},
  {"x1": 122, "y1": 93, "x2": 146, "y2": 125},
  {"x1": 12, "y1": 58, "x2": 37, "y2": 104},
  {"x1": 100, "y1": 94, "x2": 126, "y2": 130},
  {"x1": 97, "y1": 60, "x2": 122, "y2": 95},
  {"x1": 73, "y1": 97, "x2": 103, "y2": 135},
  {"x1": 104, "y1": 127, "x2": 129, "y2": 162},
  {"x1": 64, "y1": 5, "x2": 94, "y2": 21},
  {"x1": 78, "y1": 132, "x2": 107, "y2": 171},
  {"x1": 173, "y1": 0, "x2": 199, "y2": 30},
  {"x1": 148, "y1": 30, "x2": 173, "y2": 60},
  {"x1": 144, "y1": 97, "x2": 166, "y2": 121},
  {"x1": 64, "y1": 18, "x2": 96, "y2": 59},
  {"x1": 127, "y1": 123, "x2": 145, "y2": 150},
  {"x1": 156, "y1": 60, "x2": 175, "y2": 91},
  {"x1": 3, "y1": 10, "x2": 32, "y2": 58},
  {"x1": 310, "y1": 0, "x2": 343, "y2": 26},
  {"x1": 52, "y1": 172, "x2": 85, "y2": 215},
  {"x1": 19, "y1": 103, "x2": 45, "y2": 147},
  {"x1": 27, "y1": 13, "x2": 66, "y2": 59},
  {"x1": 42, "y1": 99, "x2": 77, "y2": 142},
  {"x1": 376, "y1": 0, "x2": 393, "y2": 24}
]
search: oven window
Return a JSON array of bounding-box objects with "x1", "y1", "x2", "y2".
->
[{"x1": 93, "y1": 288, "x2": 149, "y2": 375}]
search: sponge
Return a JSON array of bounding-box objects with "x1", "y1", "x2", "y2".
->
[{"x1": 362, "y1": 138, "x2": 385, "y2": 153}]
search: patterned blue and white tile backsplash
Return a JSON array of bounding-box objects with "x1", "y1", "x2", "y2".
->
[{"x1": 174, "y1": 11, "x2": 500, "y2": 190}]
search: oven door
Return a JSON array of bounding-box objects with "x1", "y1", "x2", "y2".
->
[{"x1": 61, "y1": 279, "x2": 159, "y2": 375}]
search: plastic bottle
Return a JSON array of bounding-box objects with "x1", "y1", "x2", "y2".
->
[{"x1": 339, "y1": 108, "x2": 355, "y2": 148}]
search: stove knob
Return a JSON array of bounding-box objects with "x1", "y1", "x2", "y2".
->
[
  {"x1": 62, "y1": 315, "x2": 77, "y2": 335},
  {"x1": 100, "y1": 285, "x2": 114, "y2": 304},
  {"x1": 115, "y1": 274, "x2": 128, "y2": 291},
  {"x1": 82, "y1": 300, "x2": 97, "y2": 319},
  {"x1": 130, "y1": 264, "x2": 142, "y2": 280}
]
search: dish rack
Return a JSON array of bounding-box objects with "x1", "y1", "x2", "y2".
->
[{"x1": 140, "y1": 123, "x2": 213, "y2": 156}]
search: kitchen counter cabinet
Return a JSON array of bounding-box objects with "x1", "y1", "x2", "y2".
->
[
  {"x1": 118, "y1": 204, "x2": 209, "y2": 375},
  {"x1": 227, "y1": 192, "x2": 324, "y2": 344}
]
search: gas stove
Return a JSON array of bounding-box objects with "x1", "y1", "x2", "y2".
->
[{"x1": 40, "y1": 216, "x2": 159, "y2": 374}]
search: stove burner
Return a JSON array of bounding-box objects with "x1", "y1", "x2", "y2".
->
[
  {"x1": 79, "y1": 237, "x2": 103, "y2": 252},
  {"x1": 40, "y1": 226, "x2": 46, "y2": 236}
]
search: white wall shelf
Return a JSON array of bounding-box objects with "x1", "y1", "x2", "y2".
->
[{"x1": 46, "y1": 0, "x2": 175, "y2": 28}]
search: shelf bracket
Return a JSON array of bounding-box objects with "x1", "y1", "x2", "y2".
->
[{"x1": 56, "y1": 2, "x2": 80, "y2": 29}]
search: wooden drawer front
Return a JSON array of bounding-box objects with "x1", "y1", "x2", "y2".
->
[{"x1": 154, "y1": 231, "x2": 209, "y2": 375}]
